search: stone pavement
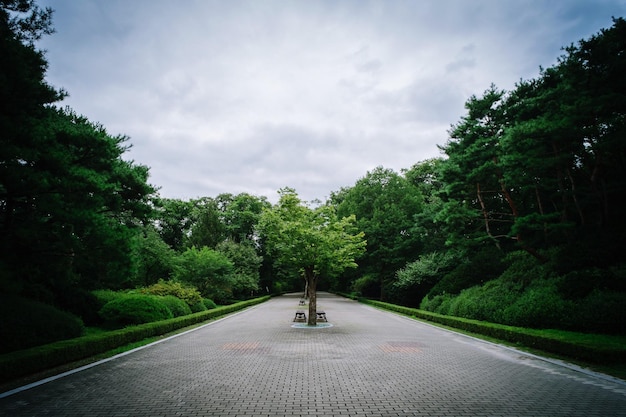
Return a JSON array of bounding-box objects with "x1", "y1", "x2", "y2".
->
[{"x1": 1, "y1": 292, "x2": 625, "y2": 417}]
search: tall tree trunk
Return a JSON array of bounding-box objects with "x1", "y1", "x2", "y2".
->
[
  {"x1": 305, "y1": 266, "x2": 317, "y2": 326},
  {"x1": 477, "y1": 182, "x2": 501, "y2": 250}
]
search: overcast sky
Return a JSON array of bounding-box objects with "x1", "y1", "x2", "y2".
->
[{"x1": 37, "y1": 0, "x2": 625, "y2": 203}]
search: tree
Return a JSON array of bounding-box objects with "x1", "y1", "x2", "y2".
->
[
  {"x1": 187, "y1": 197, "x2": 227, "y2": 249},
  {"x1": 173, "y1": 246, "x2": 233, "y2": 302},
  {"x1": 132, "y1": 225, "x2": 177, "y2": 287},
  {"x1": 332, "y1": 167, "x2": 423, "y2": 300},
  {"x1": 216, "y1": 240, "x2": 262, "y2": 298},
  {"x1": 259, "y1": 188, "x2": 365, "y2": 325},
  {"x1": 152, "y1": 198, "x2": 194, "y2": 252},
  {"x1": 222, "y1": 193, "x2": 271, "y2": 243},
  {"x1": 1, "y1": 4, "x2": 156, "y2": 301}
]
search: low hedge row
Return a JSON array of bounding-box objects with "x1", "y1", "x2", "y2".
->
[
  {"x1": 0, "y1": 296, "x2": 270, "y2": 384},
  {"x1": 361, "y1": 299, "x2": 626, "y2": 364}
]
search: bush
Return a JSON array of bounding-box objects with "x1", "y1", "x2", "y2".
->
[
  {"x1": 159, "y1": 295, "x2": 192, "y2": 317},
  {"x1": 573, "y1": 290, "x2": 626, "y2": 334},
  {"x1": 501, "y1": 279, "x2": 571, "y2": 328},
  {"x1": 351, "y1": 274, "x2": 379, "y2": 298},
  {"x1": 92, "y1": 289, "x2": 127, "y2": 306},
  {"x1": 189, "y1": 300, "x2": 207, "y2": 313},
  {"x1": 203, "y1": 298, "x2": 217, "y2": 309},
  {"x1": 139, "y1": 279, "x2": 203, "y2": 307},
  {"x1": 99, "y1": 295, "x2": 173, "y2": 326},
  {"x1": 0, "y1": 295, "x2": 84, "y2": 354},
  {"x1": 55, "y1": 287, "x2": 102, "y2": 326}
]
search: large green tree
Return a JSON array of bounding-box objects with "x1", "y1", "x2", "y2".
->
[
  {"x1": 332, "y1": 167, "x2": 424, "y2": 300},
  {"x1": 259, "y1": 188, "x2": 365, "y2": 325},
  {"x1": 1, "y1": 1, "x2": 156, "y2": 304}
]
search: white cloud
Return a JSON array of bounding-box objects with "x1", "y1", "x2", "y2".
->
[{"x1": 38, "y1": 0, "x2": 626, "y2": 203}]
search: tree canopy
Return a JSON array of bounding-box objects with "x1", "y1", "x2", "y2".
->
[{"x1": 259, "y1": 188, "x2": 365, "y2": 324}]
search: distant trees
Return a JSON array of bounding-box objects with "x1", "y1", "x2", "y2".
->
[{"x1": 332, "y1": 167, "x2": 424, "y2": 301}]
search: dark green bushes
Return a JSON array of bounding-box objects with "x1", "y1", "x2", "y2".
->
[
  {"x1": 420, "y1": 275, "x2": 626, "y2": 334},
  {"x1": 99, "y1": 294, "x2": 173, "y2": 326},
  {"x1": 0, "y1": 295, "x2": 84, "y2": 354},
  {"x1": 203, "y1": 298, "x2": 217, "y2": 309}
]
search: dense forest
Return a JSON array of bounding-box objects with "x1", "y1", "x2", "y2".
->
[{"x1": 1, "y1": 1, "x2": 625, "y2": 353}]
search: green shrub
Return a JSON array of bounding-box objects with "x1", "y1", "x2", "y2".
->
[
  {"x1": 0, "y1": 295, "x2": 84, "y2": 354},
  {"x1": 99, "y1": 295, "x2": 173, "y2": 326},
  {"x1": 56, "y1": 287, "x2": 102, "y2": 326},
  {"x1": 351, "y1": 273, "x2": 379, "y2": 298},
  {"x1": 92, "y1": 289, "x2": 127, "y2": 306},
  {"x1": 189, "y1": 300, "x2": 207, "y2": 313},
  {"x1": 203, "y1": 298, "x2": 217, "y2": 309},
  {"x1": 501, "y1": 280, "x2": 571, "y2": 328},
  {"x1": 158, "y1": 295, "x2": 192, "y2": 317},
  {"x1": 573, "y1": 290, "x2": 626, "y2": 334},
  {"x1": 139, "y1": 279, "x2": 203, "y2": 307}
]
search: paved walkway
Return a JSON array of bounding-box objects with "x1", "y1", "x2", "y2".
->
[{"x1": 1, "y1": 292, "x2": 625, "y2": 416}]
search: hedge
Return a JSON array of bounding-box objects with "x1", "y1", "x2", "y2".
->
[
  {"x1": 361, "y1": 299, "x2": 626, "y2": 364},
  {"x1": 0, "y1": 296, "x2": 270, "y2": 384}
]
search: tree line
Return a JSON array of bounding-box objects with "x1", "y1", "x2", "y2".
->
[{"x1": 2, "y1": 1, "x2": 625, "y2": 338}]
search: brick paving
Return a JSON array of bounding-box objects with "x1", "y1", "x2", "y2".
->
[{"x1": 1, "y1": 292, "x2": 625, "y2": 416}]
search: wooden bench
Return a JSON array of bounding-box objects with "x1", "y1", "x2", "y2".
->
[
  {"x1": 298, "y1": 299, "x2": 306, "y2": 306},
  {"x1": 316, "y1": 311, "x2": 327, "y2": 322},
  {"x1": 293, "y1": 310, "x2": 306, "y2": 322}
]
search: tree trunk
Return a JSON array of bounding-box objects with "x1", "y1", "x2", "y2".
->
[{"x1": 305, "y1": 266, "x2": 317, "y2": 326}]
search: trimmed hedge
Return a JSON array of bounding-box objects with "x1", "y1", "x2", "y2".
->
[
  {"x1": 0, "y1": 296, "x2": 270, "y2": 384},
  {"x1": 361, "y1": 299, "x2": 626, "y2": 364}
]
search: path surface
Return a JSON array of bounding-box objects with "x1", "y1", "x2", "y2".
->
[{"x1": 1, "y1": 292, "x2": 625, "y2": 417}]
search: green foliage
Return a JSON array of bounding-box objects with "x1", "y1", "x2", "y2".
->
[
  {"x1": 0, "y1": 295, "x2": 84, "y2": 354},
  {"x1": 332, "y1": 167, "x2": 424, "y2": 295},
  {"x1": 152, "y1": 198, "x2": 195, "y2": 251},
  {"x1": 216, "y1": 240, "x2": 262, "y2": 298},
  {"x1": 426, "y1": 245, "x2": 505, "y2": 298},
  {"x1": 99, "y1": 294, "x2": 173, "y2": 327},
  {"x1": 132, "y1": 226, "x2": 176, "y2": 287},
  {"x1": 572, "y1": 290, "x2": 626, "y2": 334},
  {"x1": 350, "y1": 274, "x2": 380, "y2": 298},
  {"x1": 189, "y1": 300, "x2": 208, "y2": 312},
  {"x1": 259, "y1": 188, "x2": 366, "y2": 282},
  {"x1": 139, "y1": 279, "x2": 203, "y2": 307},
  {"x1": 54, "y1": 286, "x2": 102, "y2": 326},
  {"x1": 421, "y1": 273, "x2": 626, "y2": 334},
  {"x1": 187, "y1": 197, "x2": 227, "y2": 249},
  {"x1": 158, "y1": 295, "x2": 192, "y2": 317},
  {"x1": 222, "y1": 193, "x2": 271, "y2": 243},
  {"x1": 203, "y1": 298, "x2": 217, "y2": 309},
  {"x1": 92, "y1": 289, "x2": 126, "y2": 306},
  {"x1": 173, "y1": 246, "x2": 234, "y2": 301},
  {"x1": 395, "y1": 250, "x2": 462, "y2": 289}
]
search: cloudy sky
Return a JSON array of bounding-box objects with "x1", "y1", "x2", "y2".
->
[{"x1": 37, "y1": 0, "x2": 625, "y2": 203}]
